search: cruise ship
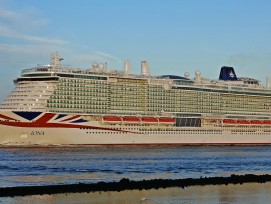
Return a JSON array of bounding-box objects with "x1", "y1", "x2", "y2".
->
[{"x1": 1, "y1": 52, "x2": 271, "y2": 145}]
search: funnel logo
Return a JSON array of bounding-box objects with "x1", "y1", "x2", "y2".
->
[{"x1": 229, "y1": 71, "x2": 235, "y2": 78}]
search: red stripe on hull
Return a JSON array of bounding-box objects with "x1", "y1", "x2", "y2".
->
[
  {"x1": 0, "y1": 121, "x2": 137, "y2": 134},
  {"x1": 0, "y1": 114, "x2": 16, "y2": 121}
]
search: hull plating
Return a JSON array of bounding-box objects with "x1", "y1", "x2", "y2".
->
[{"x1": 1, "y1": 111, "x2": 271, "y2": 145}]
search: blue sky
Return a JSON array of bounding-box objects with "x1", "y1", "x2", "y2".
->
[{"x1": 1, "y1": 0, "x2": 271, "y2": 101}]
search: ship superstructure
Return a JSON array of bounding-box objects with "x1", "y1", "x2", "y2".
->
[{"x1": 1, "y1": 52, "x2": 271, "y2": 145}]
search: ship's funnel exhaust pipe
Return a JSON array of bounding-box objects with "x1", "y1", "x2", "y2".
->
[
  {"x1": 267, "y1": 77, "x2": 270, "y2": 89},
  {"x1": 141, "y1": 60, "x2": 150, "y2": 76},
  {"x1": 124, "y1": 60, "x2": 131, "y2": 75}
]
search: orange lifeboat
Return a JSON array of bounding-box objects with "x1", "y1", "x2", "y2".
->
[
  {"x1": 262, "y1": 120, "x2": 271, "y2": 125},
  {"x1": 250, "y1": 120, "x2": 263, "y2": 125},
  {"x1": 159, "y1": 117, "x2": 176, "y2": 125},
  {"x1": 223, "y1": 119, "x2": 237, "y2": 124},
  {"x1": 141, "y1": 117, "x2": 158, "y2": 123},
  {"x1": 103, "y1": 116, "x2": 122, "y2": 123},
  {"x1": 236, "y1": 120, "x2": 251, "y2": 125},
  {"x1": 123, "y1": 116, "x2": 141, "y2": 123}
]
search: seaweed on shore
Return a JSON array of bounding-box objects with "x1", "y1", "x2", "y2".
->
[{"x1": 1, "y1": 174, "x2": 271, "y2": 197}]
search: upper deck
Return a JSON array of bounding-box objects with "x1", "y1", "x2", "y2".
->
[
  {"x1": 2, "y1": 52, "x2": 271, "y2": 116},
  {"x1": 19, "y1": 53, "x2": 271, "y2": 96}
]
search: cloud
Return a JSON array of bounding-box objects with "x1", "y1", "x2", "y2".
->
[
  {"x1": 0, "y1": 43, "x2": 58, "y2": 56},
  {"x1": 0, "y1": 1, "x2": 122, "y2": 69},
  {"x1": 0, "y1": 4, "x2": 20, "y2": 22},
  {"x1": 57, "y1": 50, "x2": 122, "y2": 69},
  {"x1": 0, "y1": 2, "x2": 66, "y2": 45},
  {"x1": 0, "y1": 43, "x2": 65, "y2": 68},
  {"x1": 0, "y1": 3, "x2": 70, "y2": 67},
  {"x1": 0, "y1": 2, "x2": 47, "y2": 29},
  {"x1": 0, "y1": 43, "x2": 122, "y2": 71},
  {"x1": 94, "y1": 51, "x2": 122, "y2": 64},
  {"x1": 20, "y1": 35, "x2": 66, "y2": 44},
  {"x1": 0, "y1": 26, "x2": 67, "y2": 44}
]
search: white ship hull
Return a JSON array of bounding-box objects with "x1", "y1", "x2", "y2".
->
[{"x1": 1, "y1": 111, "x2": 271, "y2": 145}]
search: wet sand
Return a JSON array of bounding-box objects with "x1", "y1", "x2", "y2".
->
[
  {"x1": 2, "y1": 182, "x2": 271, "y2": 204},
  {"x1": 1, "y1": 174, "x2": 271, "y2": 197}
]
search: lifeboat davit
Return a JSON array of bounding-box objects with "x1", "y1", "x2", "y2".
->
[
  {"x1": 123, "y1": 116, "x2": 141, "y2": 123},
  {"x1": 141, "y1": 117, "x2": 158, "y2": 124},
  {"x1": 103, "y1": 116, "x2": 122, "y2": 124}
]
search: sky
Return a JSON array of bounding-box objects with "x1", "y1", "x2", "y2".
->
[{"x1": 1, "y1": 0, "x2": 271, "y2": 101}]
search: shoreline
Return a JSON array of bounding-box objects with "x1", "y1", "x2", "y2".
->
[{"x1": 1, "y1": 174, "x2": 271, "y2": 197}]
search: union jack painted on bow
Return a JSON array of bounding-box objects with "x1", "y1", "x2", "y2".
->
[
  {"x1": 0, "y1": 111, "x2": 136, "y2": 133},
  {"x1": 0, "y1": 111, "x2": 90, "y2": 128}
]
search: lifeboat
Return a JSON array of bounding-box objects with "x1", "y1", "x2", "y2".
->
[
  {"x1": 262, "y1": 120, "x2": 271, "y2": 125},
  {"x1": 223, "y1": 119, "x2": 237, "y2": 124},
  {"x1": 236, "y1": 120, "x2": 251, "y2": 125},
  {"x1": 250, "y1": 120, "x2": 264, "y2": 125},
  {"x1": 103, "y1": 116, "x2": 122, "y2": 124},
  {"x1": 224, "y1": 119, "x2": 251, "y2": 125},
  {"x1": 159, "y1": 117, "x2": 176, "y2": 125},
  {"x1": 207, "y1": 119, "x2": 218, "y2": 123},
  {"x1": 123, "y1": 116, "x2": 141, "y2": 123},
  {"x1": 141, "y1": 117, "x2": 158, "y2": 123}
]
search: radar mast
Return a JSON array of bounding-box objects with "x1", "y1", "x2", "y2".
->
[{"x1": 50, "y1": 52, "x2": 63, "y2": 68}]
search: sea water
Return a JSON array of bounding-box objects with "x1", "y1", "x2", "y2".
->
[
  {"x1": 1, "y1": 145, "x2": 271, "y2": 203},
  {"x1": 0, "y1": 145, "x2": 271, "y2": 187}
]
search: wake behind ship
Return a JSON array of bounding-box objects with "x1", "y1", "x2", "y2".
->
[{"x1": 1, "y1": 52, "x2": 271, "y2": 145}]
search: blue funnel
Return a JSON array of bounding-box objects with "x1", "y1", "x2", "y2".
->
[{"x1": 219, "y1": 66, "x2": 238, "y2": 80}]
